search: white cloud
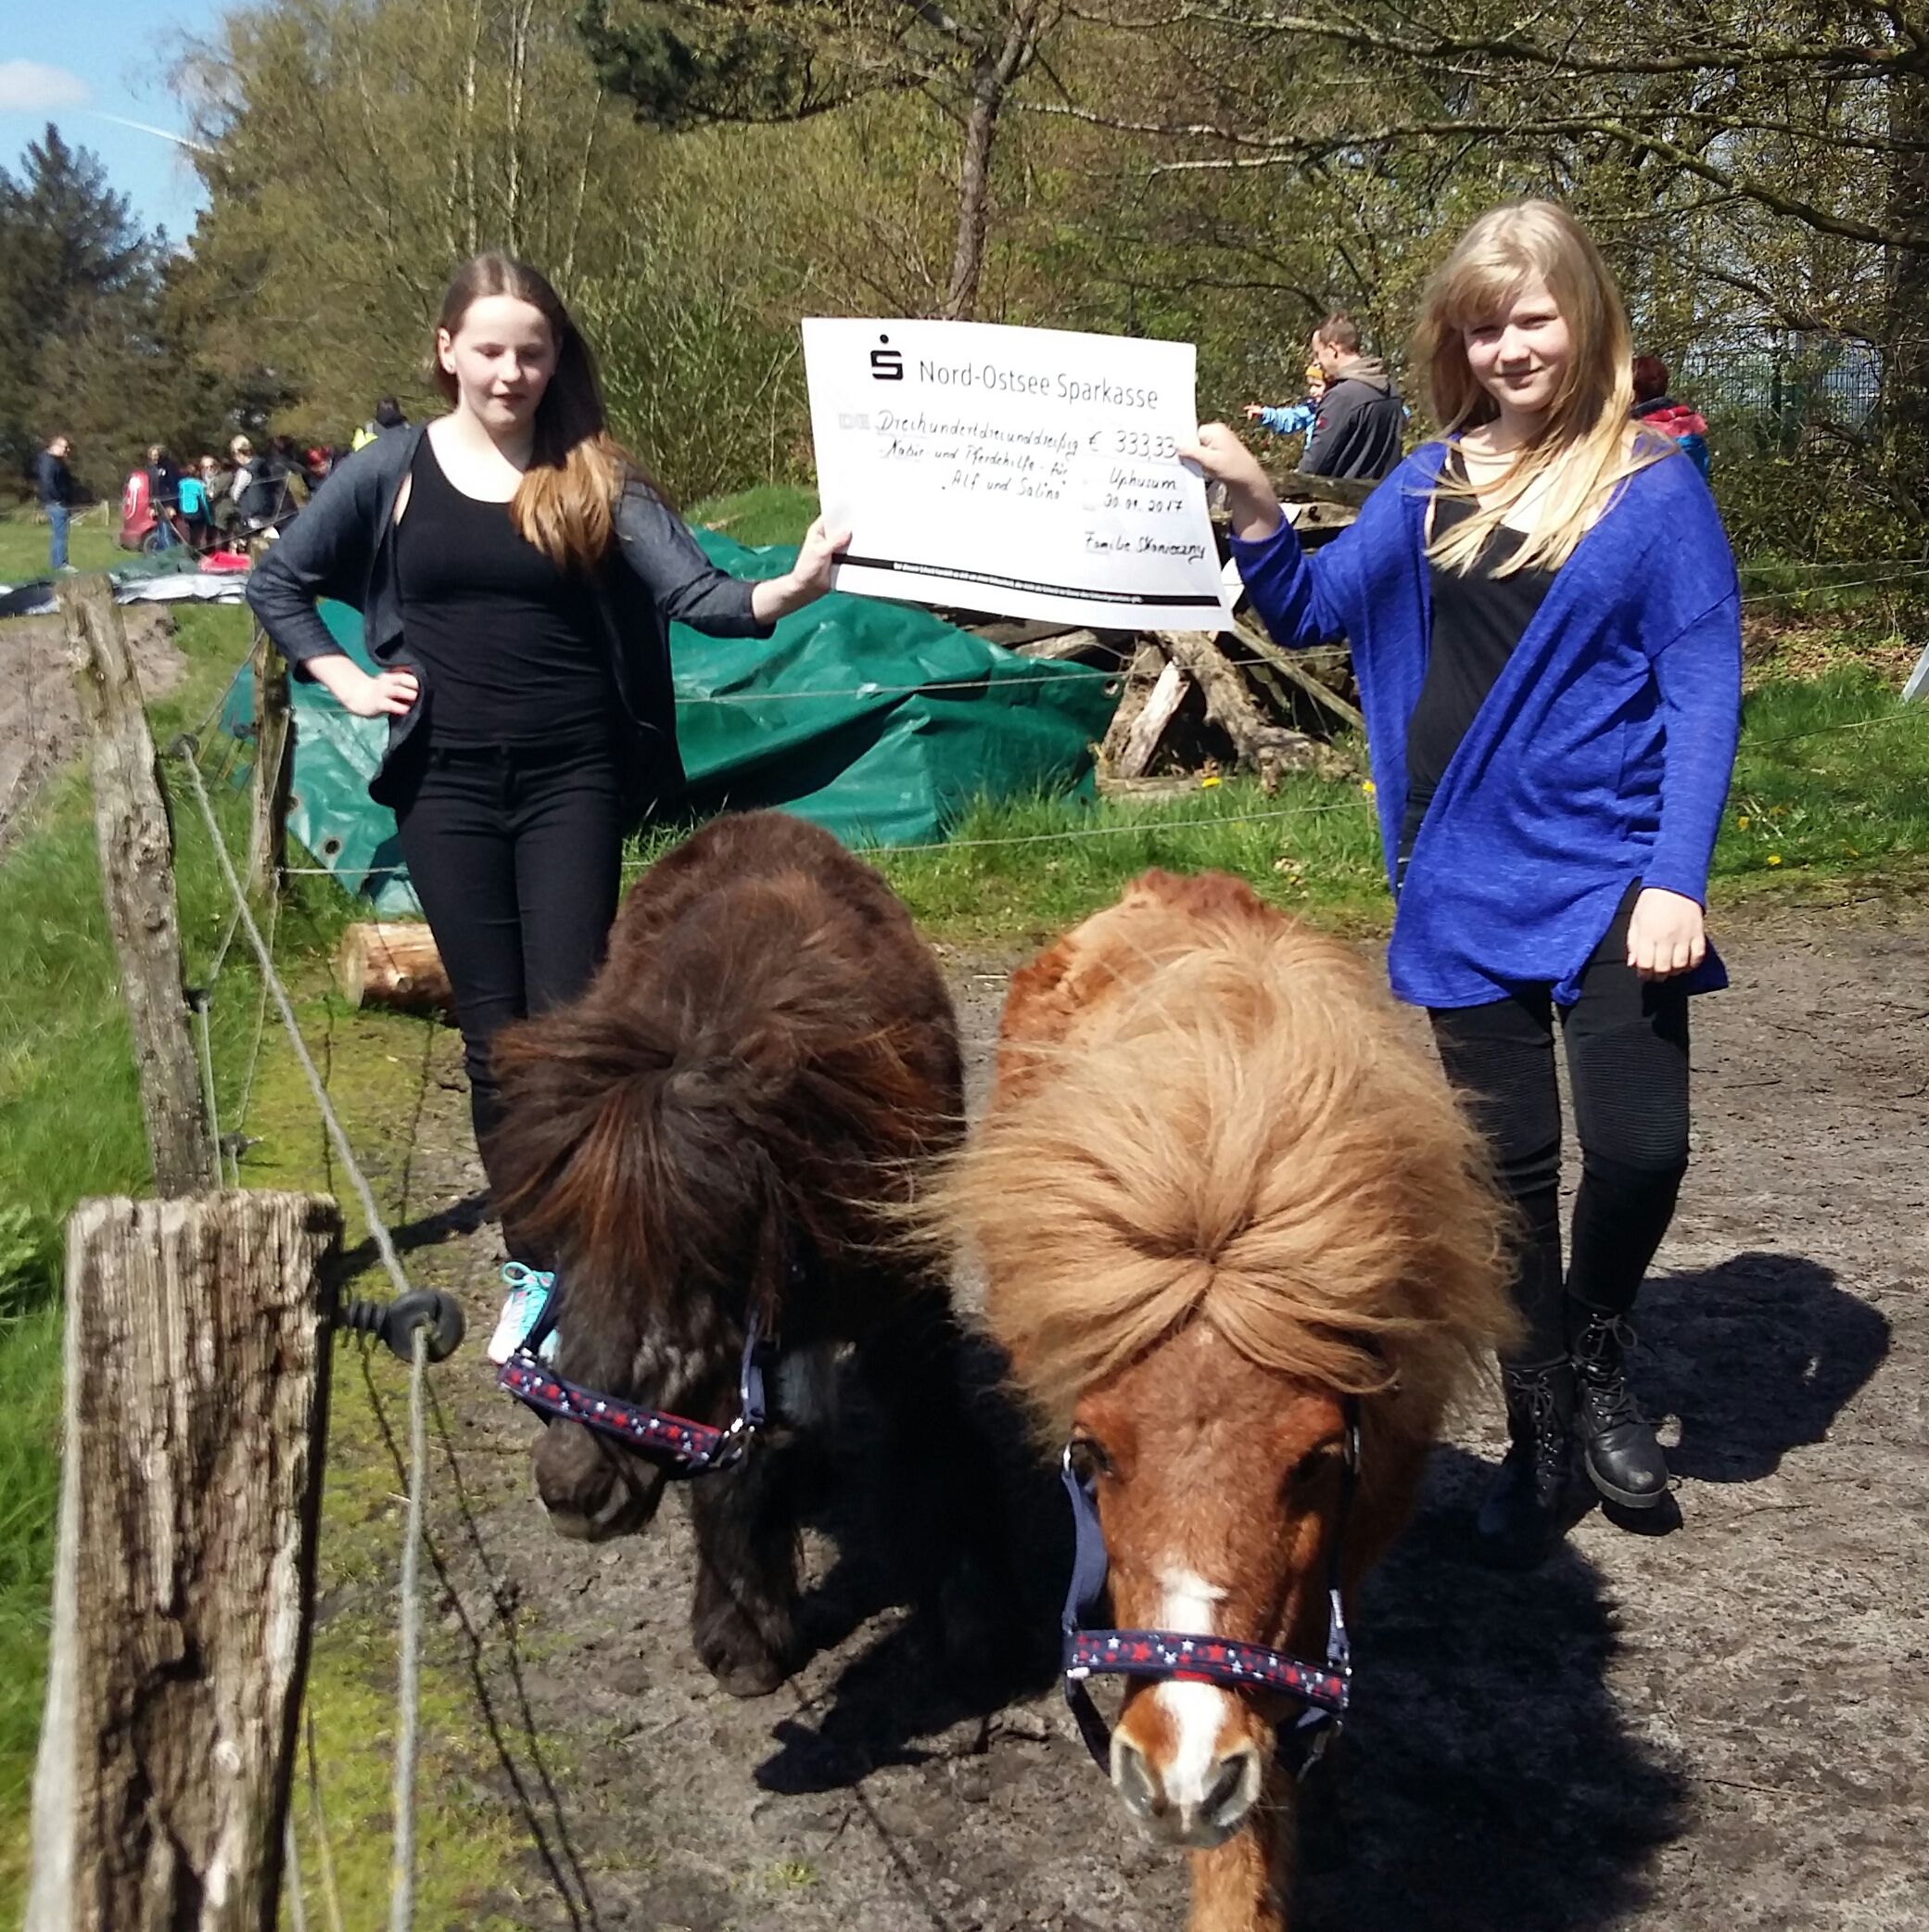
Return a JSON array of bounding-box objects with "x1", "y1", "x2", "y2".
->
[{"x1": 0, "y1": 61, "x2": 92, "y2": 114}]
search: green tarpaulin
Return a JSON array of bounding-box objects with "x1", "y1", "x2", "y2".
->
[{"x1": 223, "y1": 528, "x2": 1119, "y2": 913}]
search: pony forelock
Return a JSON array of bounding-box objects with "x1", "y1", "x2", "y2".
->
[{"x1": 931, "y1": 909, "x2": 1517, "y2": 1443}]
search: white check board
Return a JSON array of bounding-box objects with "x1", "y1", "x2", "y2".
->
[{"x1": 802, "y1": 318, "x2": 1229, "y2": 630}]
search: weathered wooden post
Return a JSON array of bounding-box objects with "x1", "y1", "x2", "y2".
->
[
  {"x1": 248, "y1": 628, "x2": 292, "y2": 899},
  {"x1": 60, "y1": 577, "x2": 216, "y2": 1195},
  {"x1": 26, "y1": 1190, "x2": 343, "y2": 1932}
]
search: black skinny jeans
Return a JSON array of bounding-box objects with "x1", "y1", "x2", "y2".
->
[
  {"x1": 395, "y1": 741, "x2": 623, "y2": 1224},
  {"x1": 1429, "y1": 887, "x2": 1691, "y2": 1366}
]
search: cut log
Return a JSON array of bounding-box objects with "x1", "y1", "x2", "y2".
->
[
  {"x1": 334, "y1": 922, "x2": 453, "y2": 1014},
  {"x1": 1113, "y1": 658, "x2": 1190, "y2": 780},
  {"x1": 1226, "y1": 617, "x2": 1367, "y2": 734},
  {"x1": 1098, "y1": 643, "x2": 1164, "y2": 773},
  {"x1": 27, "y1": 1190, "x2": 343, "y2": 1932},
  {"x1": 1151, "y1": 631, "x2": 1319, "y2": 793},
  {"x1": 61, "y1": 576, "x2": 215, "y2": 1196}
]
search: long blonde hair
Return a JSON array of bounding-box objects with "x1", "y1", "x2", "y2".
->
[
  {"x1": 433, "y1": 253, "x2": 660, "y2": 572},
  {"x1": 1413, "y1": 201, "x2": 1671, "y2": 576}
]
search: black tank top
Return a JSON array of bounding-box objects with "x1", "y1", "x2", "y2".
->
[
  {"x1": 1401, "y1": 453, "x2": 1558, "y2": 857},
  {"x1": 397, "y1": 435, "x2": 610, "y2": 747}
]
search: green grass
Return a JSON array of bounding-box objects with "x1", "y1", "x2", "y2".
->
[
  {"x1": 686, "y1": 482, "x2": 819, "y2": 547},
  {"x1": 1715, "y1": 666, "x2": 1929, "y2": 885},
  {"x1": 869, "y1": 769, "x2": 1388, "y2": 949},
  {"x1": 0, "y1": 504, "x2": 124, "y2": 581}
]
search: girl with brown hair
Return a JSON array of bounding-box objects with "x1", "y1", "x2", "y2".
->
[
  {"x1": 247, "y1": 254, "x2": 846, "y2": 1304},
  {"x1": 1185, "y1": 201, "x2": 1743, "y2": 1568}
]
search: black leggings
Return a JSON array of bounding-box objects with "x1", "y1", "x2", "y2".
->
[
  {"x1": 395, "y1": 742, "x2": 623, "y2": 1214},
  {"x1": 1428, "y1": 888, "x2": 1691, "y2": 1365}
]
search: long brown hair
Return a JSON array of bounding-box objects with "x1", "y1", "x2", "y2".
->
[
  {"x1": 432, "y1": 253, "x2": 654, "y2": 571},
  {"x1": 1411, "y1": 201, "x2": 1671, "y2": 577}
]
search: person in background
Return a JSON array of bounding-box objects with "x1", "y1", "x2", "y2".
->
[
  {"x1": 1184, "y1": 199, "x2": 1741, "y2": 1571},
  {"x1": 227, "y1": 436, "x2": 257, "y2": 508},
  {"x1": 246, "y1": 251, "x2": 848, "y2": 1355},
  {"x1": 1299, "y1": 312, "x2": 1409, "y2": 481},
  {"x1": 177, "y1": 462, "x2": 212, "y2": 551},
  {"x1": 36, "y1": 434, "x2": 76, "y2": 573},
  {"x1": 146, "y1": 443, "x2": 183, "y2": 514},
  {"x1": 351, "y1": 397, "x2": 410, "y2": 451},
  {"x1": 1244, "y1": 363, "x2": 1328, "y2": 456},
  {"x1": 1631, "y1": 356, "x2": 1711, "y2": 478},
  {"x1": 199, "y1": 454, "x2": 238, "y2": 537}
]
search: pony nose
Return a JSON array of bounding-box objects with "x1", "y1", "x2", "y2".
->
[{"x1": 1111, "y1": 1733, "x2": 1263, "y2": 1849}]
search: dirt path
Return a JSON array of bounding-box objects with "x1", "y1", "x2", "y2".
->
[{"x1": 374, "y1": 909, "x2": 1929, "y2": 1932}]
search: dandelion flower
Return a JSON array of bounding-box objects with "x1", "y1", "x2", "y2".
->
[
  {"x1": 1737, "y1": 815, "x2": 1750, "y2": 829},
  {"x1": 1361, "y1": 780, "x2": 1377, "y2": 796},
  {"x1": 1199, "y1": 775, "x2": 1221, "y2": 789},
  {"x1": 1768, "y1": 854, "x2": 1783, "y2": 866}
]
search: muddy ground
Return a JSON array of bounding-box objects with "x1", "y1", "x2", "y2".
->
[
  {"x1": 357, "y1": 904, "x2": 1928, "y2": 1932},
  {"x1": 0, "y1": 609, "x2": 184, "y2": 854}
]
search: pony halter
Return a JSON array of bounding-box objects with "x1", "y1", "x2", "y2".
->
[
  {"x1": 1060, "y1": 1397, "x2": 1360, "y2": 1779},
  {"x1": 496, "y1": 1289, "x2": 769, "y2": 1478}
]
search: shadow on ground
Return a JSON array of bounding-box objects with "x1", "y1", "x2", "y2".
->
[
  {"x1": 1632, "y1": 1250, "x2": 1890, "y2": 1482},
  {"x1": 742, "y1": 1250, "x2": 1887, "y2": 1930}
]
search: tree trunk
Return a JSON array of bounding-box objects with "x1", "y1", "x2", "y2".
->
[
  {"x1": 1885, "y1": 66, "x2": 1929, "y2": 527},
  {"x1": 62, "y1": 577, "x2": 216, "y2": 1196},
  {"x1": 334, "y1": 922, "x2": 454, "y2": 1014},
  {"x1": 27, "y1": 1190, "x2": 343, "y2": 1932},
  {"x1": 941, "y1": 0, "x2": 1046, "y2": 321},
  {"x1": 248, "y1": 629, "x2": 291, "y2": 901}
]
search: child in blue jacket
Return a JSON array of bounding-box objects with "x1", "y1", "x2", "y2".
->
[{"x1": 1190, "y1": 200, "x2": 1741, "y2": 1569}]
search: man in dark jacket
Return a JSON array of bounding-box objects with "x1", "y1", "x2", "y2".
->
[
  {"x1": 35, "y1": 435, "x2": 75, "y2": 573},
  {"x1": 1300, "y1": 314, "x2": 1407, "y2": 483}
]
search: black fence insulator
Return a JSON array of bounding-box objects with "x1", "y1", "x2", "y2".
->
[{"x1": 336, "y1": 1289, "x2": 465, "y2": 1364}]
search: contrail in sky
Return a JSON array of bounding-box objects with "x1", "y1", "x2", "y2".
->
[{"x1": 80, "y1": 108, "x2": 215, "y2": 157}]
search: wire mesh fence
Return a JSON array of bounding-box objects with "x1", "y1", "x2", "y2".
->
[{"x1": 1677, "y1": 330, "x2": 1885, "y2": 449}]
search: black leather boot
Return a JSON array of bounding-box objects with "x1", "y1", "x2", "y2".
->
[
  {"x1": 1568, "y1": 1308, "x2": 1669, "y2": 1508},
  {"x1": 1475, "y1": 1357, "x2": 1577, "y2": 1570}
]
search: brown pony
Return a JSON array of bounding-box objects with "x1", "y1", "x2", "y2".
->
[
  {"x1": 931, "y1": 871, "x2": 1517, "y2": 1931},
  {"x1": 489, "y1": 810, "x2": 1002, "y2": 1695}
]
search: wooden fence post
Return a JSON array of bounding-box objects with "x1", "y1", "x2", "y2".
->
[
  {"x1": 249, "y1": 629, "x2": 291, "y2": 898},
  {"x1": 26, "y1": 1190, "x2": 344, "y2": 1932},
  {"x1": 61, "y1": 578, "x2": 216, "y2": 1195}
]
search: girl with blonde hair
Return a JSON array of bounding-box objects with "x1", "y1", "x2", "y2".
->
[
  {"x1": 248, "y1": 254, "x2": 846, "y2": 1333},
  {"x1": 1186, "y1": 200, "x2": 1740, "y2": 1568}
]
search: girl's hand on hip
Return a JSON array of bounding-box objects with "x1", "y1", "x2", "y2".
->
[
  {"x1": 306, "y1": 653, "x2": 419, "y2": 718},
  {"x1": 1175, "y1": 424, "x2": 1282, "y2": 540},
  {"x1": 1627, "y1": 887, "x2": 1706, "y2": 980}
]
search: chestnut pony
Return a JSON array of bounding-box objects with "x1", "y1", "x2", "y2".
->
[
  {"x1": 489, "y1": 810, "x2": 999, "y2": 1695},
  {"x1": 933, "y1": 871, "x2": 1516, "y2": 1931}
]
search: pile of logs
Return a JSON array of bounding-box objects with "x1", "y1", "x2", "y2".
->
[{"x1": 969, "y1": 470, "x2": 1373, "y2": 795}]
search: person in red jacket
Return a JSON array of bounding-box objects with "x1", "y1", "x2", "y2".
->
[{"x1": 1632, "y1": 355, "x2": 1710, "y2": 477}]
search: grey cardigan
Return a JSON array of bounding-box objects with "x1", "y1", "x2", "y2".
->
[{"x1": 244, "y1": 425, "x2": 770, "y2": 810}]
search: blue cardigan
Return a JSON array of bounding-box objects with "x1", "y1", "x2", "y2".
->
[{"x1": 1230, "y1": 440, "x2": 1742, "y2": 1010}]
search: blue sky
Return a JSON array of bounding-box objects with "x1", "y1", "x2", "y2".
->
[{"x1": 1, "y1": 4, "x2": 213, "y2": 242}]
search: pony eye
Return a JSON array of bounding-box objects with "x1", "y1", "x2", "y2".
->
[
  {"x1": 1288, "y1": 1443, "x2": 1342, "y2": 1492},
  {"x1": 1069, "y1": 1435, "x2": 1114, "y2": 1481}
]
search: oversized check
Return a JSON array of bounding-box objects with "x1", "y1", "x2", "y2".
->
[{"x1": 802, "y1": 318, "x2": 1229, "y2": 629}]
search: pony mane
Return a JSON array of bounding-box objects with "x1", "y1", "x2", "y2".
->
[
  {"x1": 490, "y1": 824, "x2": 959, "y2": 1314},
  {"x1": 931, "y1": 873, "x2": 1517, "y2": 1442}
]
